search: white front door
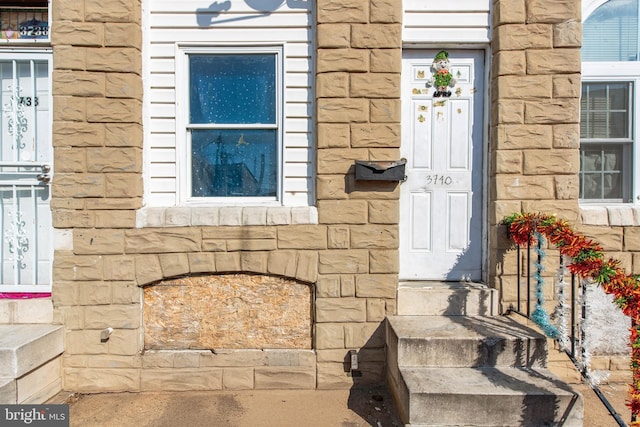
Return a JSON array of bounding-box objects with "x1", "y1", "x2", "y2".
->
[
  {"x1": 400, "y1": 50, "x2": 484, "y2": 281},
  {"x1": 0, "y1": 53, "x2": 52, "y2": 293}
]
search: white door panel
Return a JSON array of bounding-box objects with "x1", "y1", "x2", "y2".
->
[
  {"x1": 0, "y1": 54, "x2": 52, "y2": 293},
  {"x1": 400, "y1": 50, "x2": 484, "y2": 281}
]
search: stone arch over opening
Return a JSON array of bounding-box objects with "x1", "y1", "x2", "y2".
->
[
  {"x1": 142, "y1": 271, "x2": 314, "y2": 351},
  {"x1": 133, "y1": 249, "x2": 319, "y2": 288}
]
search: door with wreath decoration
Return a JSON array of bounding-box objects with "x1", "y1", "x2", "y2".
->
[{"x1": 400, "y1": 49, "x2": 485, "y2": 281}]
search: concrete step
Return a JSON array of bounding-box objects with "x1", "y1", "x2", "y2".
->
[
  {"x1": 397, "y1": 281, "x2": 499, "y2": 316},
  {"x1": 0, "y1": 324, "x2": 63, "y2": 378},
  {"x1": 387, "y1": 315, "x2": 548, "y2": 369},
  {"x1": 389, "y1": 366, "x2": 583, "y2": 427},
  {"x1": 0, "y1": 324, "x2": 63, "y2": 404}
]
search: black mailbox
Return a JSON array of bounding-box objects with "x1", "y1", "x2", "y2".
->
[{"x1": 354, "y1": 159, "x2": 406, "y2": 181}]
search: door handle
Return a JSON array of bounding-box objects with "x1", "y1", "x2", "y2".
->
[{"x1": 37, "y1": 164, "x2": 51, "y2": 183}]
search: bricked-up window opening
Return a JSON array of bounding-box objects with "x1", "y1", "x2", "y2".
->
[
  {"x1": 0, "y1": 1, "x2": 49, "y2": 41},
  {"x1": 579, "y1": 82, "x2": 633, "y2": 202},
  {"x1": 143, "y1": 274, "x2": 312, "y2": 350},
  {"x1": 184, "y1": 47, "x2": 282, "y2": 201}
]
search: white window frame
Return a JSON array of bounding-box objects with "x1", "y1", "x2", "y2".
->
[
  {"x1": 581, "y1": 62, "x2": 640, "y2": 205},
  {"x1": 175, "y1": 43, "x2": 284, "y2": 206},
  {"x1": 0, "y1": 49, "x2": 53, "y2": 292}
]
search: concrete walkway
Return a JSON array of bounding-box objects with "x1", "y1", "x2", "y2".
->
[{"x1": 48, "y1": 381, "x2": 633, "y2": 427}]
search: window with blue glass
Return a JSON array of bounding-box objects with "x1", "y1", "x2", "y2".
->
[{"x1": 188, "y1": 52, "x2": 279, "y2": 198}]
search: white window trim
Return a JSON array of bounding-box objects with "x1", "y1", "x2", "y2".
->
[
  {"x1": 581, "y1": 62, "x2": 640, "y2": 206},
  {"x1": 579, "y1": 1, "x2": 640, "y2": 220},
  {"x1": 175, "y1": 43, "x2": 285, "y2": 206}
]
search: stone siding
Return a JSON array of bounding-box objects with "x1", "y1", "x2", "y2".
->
[
  {"x1": 490, "y1": 0, "x2": 582, "y2": 312},
  {"x1": 52, "y1": 0, "x2": 401, "y2": 392},
  {"x1": 315, "y1": 0, "x2": 402, "y2": 388},
  {"x1": 51, "y1": 0, "x2": 633, "y2": 393}
]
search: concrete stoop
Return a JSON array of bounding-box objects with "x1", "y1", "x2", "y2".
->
[
  {"x1": 387, "y1": 283, "x2": 583, "y2": 426},
  {"x1": 0, "y1": 324, "x2": 64, "y2": 404},
  {"x1": 392, "y1": 366, "x2": 582, "y2": 427}
]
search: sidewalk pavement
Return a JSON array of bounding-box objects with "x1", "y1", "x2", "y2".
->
[{"x1": 49, "y1": 380, "x2": 633, "y2": 427}]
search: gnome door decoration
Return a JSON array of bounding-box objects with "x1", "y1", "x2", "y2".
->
[{"x1": 426, "y1": 50, "x2": 456, "y2": 97}]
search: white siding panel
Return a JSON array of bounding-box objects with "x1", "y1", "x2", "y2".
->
[
  {"x1": 404, "y1": 13, "x2": 489, "y2": 28},
  {"x1": 286, "y1": 148, "x2": 312, "y2": 163},
  {"x1": 284, "y1": 133, "x2": 312, "y2": 147},
  {"x1": 150, "y1": 58, "x2": 175, "y2": 73},
  {"x1": 285, "y1": 118, "x2": 312, "y2": 133},
  {"x1": 286, "y1": 103, "x2": 312, "y2": 118},
  {"x1": 150, "y1": 28, "x2": 311, "y2": 43},
  {"x1": 148, "y1": 134, "x2": 176, "y2": 148},
  {"x1": 149, "y1": 73, "x2": 175, "y2": 88},
  {"x1": 404, "y1": 0, "x2": 490, "y2": 12},
  {"x1": 285, "y1": 73, "x2": 312, "y2": 88},
  {"x1": 403, "y1": 0, "x2": 491, "y2": 44},
  {"x1": 150, "y1": 12, "x2": 310, "y2": 28},
  {"x1": 403, "y1": 28, "x2": 490, "y2": 44},
  {"x1": 284, "y1": 178, "x2": 312, "y2": 192},
  {"x1": 151, "y1": 104, "x2": 176, "y2": 119},
  {"x1": 148, "y1": 43, "x2": 174, "y2": 57},
  {"x1": 150, "y1": 178, "x2": 177, "y2": 192},
  {"x1": 151, "y1": 0, "x2": 312, "y2": 14},
  {"x1": 149, "y1": 148, "x2": 176, "y2": 163},
  {"x1": 149, "y1": 119, "x2": 176, "y2": 133},
  {"x1": 149, "y1": 89, "x2": 176, "y2": 104},
  {"x1": 285, "y1": 42, "x2": 312, "y2": 57},
  {"x1": 285, "y1": 163, "x2": 312, "y2": 177},
  {"x1": 146, "y1": 1, "x2": 314, "y2": 207},
  {"x1": 286, "y1": 88, "x2": 311, "y2": 103},
  {"x1": 286, "y1": 58, "x2": 311, "y2": 72},
  {"x1": 282, "y1": 192, "x2": 311, "y2": 206},
  {"x1": 150, "y1": 163, "x2": 177, "y2": 177}
]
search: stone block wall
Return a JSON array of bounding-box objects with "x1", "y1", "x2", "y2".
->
[
  {"x1": 50, "y1": 0, "x2": 402, "y2": 392},
  {"x1": 490, "y1": 0, "x2": 582, "y2": 311},
  {"x1": 315, "y1": 0, "x2": 402, "y2": 388},
  {"x1": 52, "y1": 0, "x2": 631, "y2": 393},
  {"x1": 491, "y1": 1, "x2": 633, "y2": 376}
]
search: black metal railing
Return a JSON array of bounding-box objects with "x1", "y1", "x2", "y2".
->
[{"x1": 507, "y1": 240, "x2": 628, "y2": 427}]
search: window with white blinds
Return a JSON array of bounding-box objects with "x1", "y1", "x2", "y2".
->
[
  {"x1": 581, "y1": 0, "x2": 640, "y2": 203},
  {"x1": 582, "y1": 0, "x2": 639, "y2": 62}
]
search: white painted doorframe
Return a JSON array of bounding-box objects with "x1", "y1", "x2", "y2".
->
[{"x1": 399, "y1": 48, "x2": 487, "y2": 282}]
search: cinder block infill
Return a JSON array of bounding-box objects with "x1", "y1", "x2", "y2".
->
[{"x1": 0, "y1": 324, "x2": 64, "y2": 378}]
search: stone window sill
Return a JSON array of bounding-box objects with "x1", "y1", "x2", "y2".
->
[
  {"x1": 136, "y1": 206, "x2": 318, "y2": 228},
  {"x1": 580, "y1": 205, "x2": 640, "y2": 226}
]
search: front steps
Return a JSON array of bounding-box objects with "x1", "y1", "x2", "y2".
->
[
  {"x1": 398, "y1": 281, "x2": 499, "y2": 316},
  {"x1": 0, "y1": 299, "x2": 64, "y2": 404},
  {"x1": 387, "y1": 282, "x2": 583, "y2": 426}
]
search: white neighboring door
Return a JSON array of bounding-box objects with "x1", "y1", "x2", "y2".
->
[
  {"x1": 0, "y1": 53, "x2": 52, "y2": 293},
  {"x1": 400, "y1": 50, "x2": 484, "y2": 281}
]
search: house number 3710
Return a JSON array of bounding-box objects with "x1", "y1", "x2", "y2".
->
[{"x1": 425, "y1": 174, "x2": 453, "y2": 185}]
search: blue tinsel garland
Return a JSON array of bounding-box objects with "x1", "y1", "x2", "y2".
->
[{"x1": 530, "y1": 232, "x2": 560, "y2": 338}]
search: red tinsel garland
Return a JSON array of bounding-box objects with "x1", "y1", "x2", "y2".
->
[{"x1": 503, "y1": 212, "x2": 640, "y2": 424}]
